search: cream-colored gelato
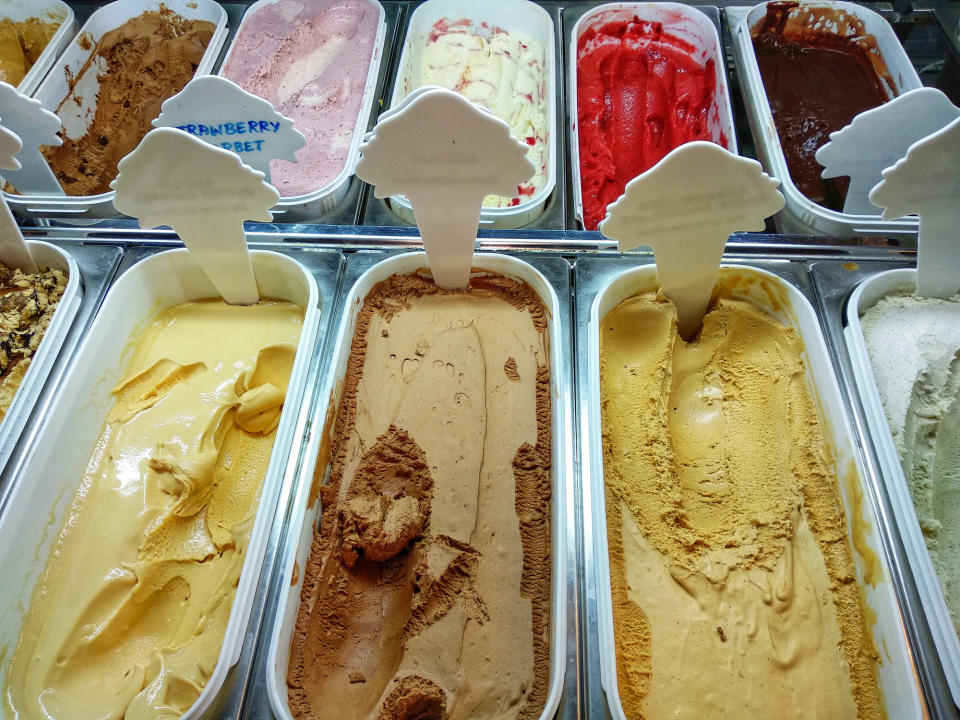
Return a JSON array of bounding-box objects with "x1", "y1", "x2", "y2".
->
[
  {"x1": 5, "y1": 298, "x2": 303, "y2": 720},
  {"x1": 861, "y1": 290, "x2": 960, "y2": 635},
  {"x1": 287, "y1": 272, "x2": 552, "y2": 720},
  {"x1": 419, "y1": 19, "x2": 547, "y2": 208},
  {"x1": 600, "y1": 283, "x2": 882, "y2": 720}
]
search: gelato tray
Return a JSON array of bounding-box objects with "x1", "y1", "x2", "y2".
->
[
  {"x1": 577, "y1": 256, "x2": 924, "y2": 720},
  {"x1": 266, "y1": 250, "x2": 568, "y2": 720},
  {"x1": 569, "y1": 3, "x2": 736, "y2": 231},
  {"x1": 386, "y1": 0, "x2": 557, "y2": 229},
  {"x1": 844, "y1": 267, "x2": 960, "y2": 707},
  {"x1": 3, "y1": 0, "x2": 228, "y2": 219},
  {"x1": 0, "y1": 0, "x2": 74, "y2": 95},
  {"x1": 0, "y1": 247, "x2": 320, "y2": 719},
  {"x1": 731, "y1": 1, "x2": 922, "y2": 237},
  {"x1": 0, "y1": 241, "x2": 80, "y2": 478},
  {"x1": 219, "y1": 0, "x2": 387, "y2": 221}
]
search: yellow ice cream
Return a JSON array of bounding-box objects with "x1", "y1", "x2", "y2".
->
[
  {"x1": 5, "y1": 298, "x2": 303, "y2": 720},
  {"x1": 0, "y1": 16, "x2": 61, "y2": 86},
  {"x1": 600, "y1": 282, "x2": 882, "y2": 720},
  {"x1": 419, "y1": 20, "x2": 547, "y2": 208}
]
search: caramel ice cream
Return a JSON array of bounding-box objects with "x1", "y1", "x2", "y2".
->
[
  {"x1": 600, "y1": 278, "x2": 882, "y2": 719},
  {"x1": 4, "y1": 298, "x2": 303, "y2": 719},
  {"x1": 287, "y1": 271, "x2": 552, "y2": 720},
  {"x1": 0, "y1": 261, "x2": 67, "y2": 421},
  {"x1": 0, "y1": 16, "x2": 62, "y2": 86},
  {"x1": 42, "y1": 9, "x2": 214, "y2": 196}
]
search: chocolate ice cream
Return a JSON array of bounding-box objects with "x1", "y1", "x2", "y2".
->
[
  {"x1": 42, "y1": 8, "x2": 214, "y2": 196},
  {"x1": 752, "y1": 1, "x2": 895, "y2": 210},
  {"x1": 0, "y1": 261, "x2": 67, "y2": 421},
  {"x1": 287, "y1": 271, "x2": 552, "y2": 720}
]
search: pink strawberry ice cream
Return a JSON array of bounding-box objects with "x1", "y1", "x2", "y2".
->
[{"x1": 221, "y1": 0, "x2": 380, "y2": 197}]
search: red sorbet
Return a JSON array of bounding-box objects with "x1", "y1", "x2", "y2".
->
[{"x1": 576, "y1": 17, "x2": 724, "y2": 230}]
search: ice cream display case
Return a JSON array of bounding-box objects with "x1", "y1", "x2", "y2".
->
[{"x1": 0, "y1": 1, "x2": 959, "y2": 719}]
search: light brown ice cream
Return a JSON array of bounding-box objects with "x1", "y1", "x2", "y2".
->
[
  {"x1": 600, "y1": 280, "x2": 882, "y2": 720},
  {"x1": 287, "y1": 271, "x2": 552, "y2": 720},
  {"x1": 0, "y1": 16, "x2": 61, "y2": 86},
  {"x1": 42, "y1": 9, "x2": 214, "y2": 196},
  {"x1": 5, "y1": 298, "x2": 303, "y2": 719},
  {"x1": 0, "y1": 261, "x2": 67, "y2": 421}
]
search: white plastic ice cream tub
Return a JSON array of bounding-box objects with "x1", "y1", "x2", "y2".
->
[
  {"x1": 845, "y1": 267, "x2": 960, "y2": 706},
  {"x1": 0, "y1": 240, "x2": 81, "y2": 473},
  {"x1": 387, "y1": 0, "x2": 557, "y2": 229},
  {"x1": 3, "y1": 0, "x2": 228, "y2": 220},
  {"x1": 569, "y1": 3, "x2": 737, "y2": 230},
  {"x1": 0, "y1": 247, "x2": 320, "y2": 719},
  {"x1": 731, "y1": 1, "x2": 922, "y2": 237},
  {"x1": 266, "y1": 251, "x2": 567, "y2": 720},
  {"x1": 2, "y1": 0, "x2": 75, "y2": 96},
  {"x1": 586, "y1": 264, "x2": 924, "y2": 720},
  {"x1": 217, "y1": 0, "x2": 386, "y2": 222}
]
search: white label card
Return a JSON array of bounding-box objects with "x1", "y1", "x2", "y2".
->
[
  {"x1": 599, "y1": 141, "x2": 784, "y2": 339},
  {"x1": 356, "y1": 87, "x2": 534, "y2": 289},
  {"x1": 0, "y1": 122, "x2": 37, "y2": 272},
  {"x1": 816, "y1": 88, "x2": 960, "y2": 216},
  {"x1": 0, "y1": 81, "x2": 63, "y2": 195},
  {"x1": 112, "y1": 128, "x2": 280, "y2": 305},
  {"x1": 153, "y1": 75, "x2": 305, "y2": 184},
  {"x1": 870, "y1": 116, "x2": 960, "y2": 299}
]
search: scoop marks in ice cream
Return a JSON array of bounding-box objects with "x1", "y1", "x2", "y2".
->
[
  {"x1": 862, "y1": 290, "x2": 960, "y2": 636},
  {"x1": 599, "y1": 278, "x2": 882, "y2": 719},
  {"x1": 0, "y1": 16, "x2": 62, "y2": 86},
  {"x1": 4, "y1": 298, "x2": 303, "y2": 719},
  {"x1": 751, "y1": 1, "x2": 894, "y2": 211},
  {"x1": 576, "y1": 15, "x2": 725, "y2": 231},
  {"x1": 287, "y1": 272, "x2": 552, "y2": 720},
  {"x1": 42, "y1": 8, "x2": 214, "y2": 196},
  {"x1": 221, "y1": 0, "x2": 380, "y2": 198},
  {"x1": 417, "y1": 18, "x2": 548, "y2": 208}
]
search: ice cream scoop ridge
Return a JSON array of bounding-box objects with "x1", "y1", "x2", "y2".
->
[
  {"x1": 600, "y1": 280, "x2": 883, "y2": 719},
  {"x1": 0, "y1": 16, "x2": 62, "y2": 86},
  {"x1": 4, "y1": 298, "x2": 304, "y2": 719}
]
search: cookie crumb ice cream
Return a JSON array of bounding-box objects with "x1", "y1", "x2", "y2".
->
[
  {"x1": 221, "y1": 0, "x2": 380, "y2": 198},
  {"x1": 861, "y1": 290, "x2": 960, "y2": 636},
  {"x1": 0, "y1": 261, "x2": 67, "y2": 421},
  {"x1": 287, "y1": 272, "x2": 552, "y2": 720},
  {"x1": 4, "y1": 298, "x2": 303, "y2": 719},
  {"x1": 42, "y1": 8, "x2": 215, "y2": 196},
  {"x1": 599, "y1": 279, "x2": 883, "y2": 719}
]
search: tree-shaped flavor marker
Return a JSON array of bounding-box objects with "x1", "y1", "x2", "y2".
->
[
  {"x1": 153, "y1": 75, "x2": 306, "y2": 185},
  {"x1": 0, "y1": 81, "x2": 63, "y2": 194},
  {"x1": 112, "y1": 127, "x2": 280, "y2": 305},
  {"x1": 870, "y1": 116, "x2": 960, "y2": 299},
  {"x1": 816, "y1": 88, "x2": 960, "y2": 216},
  {"x1": 0, "y1": 122, "x2": 38, "y2": 272},
  {"x1": 600, "y1": 141, "x2": 784, "y2": 340},
  {"x1": 356, "y1": 87, "x2": 534, "y2": 289}
]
